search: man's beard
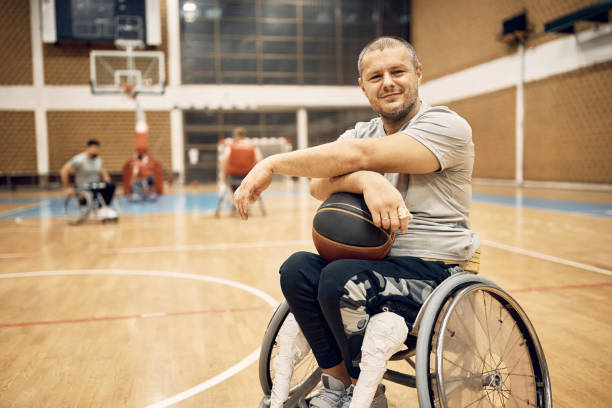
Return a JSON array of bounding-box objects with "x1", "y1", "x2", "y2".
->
[{"x1": 377, "y1": 92, "x2": 418, "y2": 123}]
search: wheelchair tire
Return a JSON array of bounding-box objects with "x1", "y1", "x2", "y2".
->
[
  {"x1": 258, "y1": 300, "x2": 321, "y2": 408},
  {"x1": 415, "y1": 274, "x2": 552, "y2": 408},
  {"x1": 63, "y1": 192, "x2": 92, "y2": 225}
]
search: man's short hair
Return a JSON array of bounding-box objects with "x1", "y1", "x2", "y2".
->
[
  {"x1": 233, "y1": 127, "x2": 247, "y2": 139},
  {"x1": 86, "y1": 139, "x2": 100, "y2": 147},
  {"x1": 357, "y1": 36, "x2": 420, "y2": 76}
]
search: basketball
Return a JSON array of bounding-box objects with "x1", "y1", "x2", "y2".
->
[{"x1": 312, "y1": 192, "x2": 395, "y2": 262}]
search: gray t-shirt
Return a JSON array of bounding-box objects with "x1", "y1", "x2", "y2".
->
[
  {"x1": 69, "y1": 152, "x2": 102, "y2": 188},
  {"x1": 338, "y1": 101, "x2": 480, "y2": 261}
]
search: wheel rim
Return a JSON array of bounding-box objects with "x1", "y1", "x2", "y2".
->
[
  {"x1": 64, "y1": 192, "x2": 91, "y2": 224},
  {"x1": 433, "y1": 285, "x2": 549, "y2": 407}
]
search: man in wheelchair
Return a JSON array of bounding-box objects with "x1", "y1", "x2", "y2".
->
[
  {"x1": 235, "y1": 36, "x2": 480, "y2": 407},
  {"x1": 61, "y1": 139, "x2": 118, "y2": 221}
]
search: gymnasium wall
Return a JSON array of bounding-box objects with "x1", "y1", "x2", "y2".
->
[
  {"x1": 0, "y1": 0, "x2": 32, "y2": 85},
  {"x1": 47, "y1": 111, "x2": 172, "y2": 173},
  {"x1": 0, "y1": 1, "x2": 36, "y2": 180},
  {"x1": 523, "y1": 61, "x2": 612, "y2": 184},
  {"x1": 444, "y1": 88, "x2": 516, "y2": 180},
  {"x1": 412, "y1": 0, "x2": 603, "y2": 81},
  {"x1": 0, "y1": 111, "x2": 37, "y2": 174},
  {"x1": 413, "y1": 0, "x2": 612, "y2": 184}
]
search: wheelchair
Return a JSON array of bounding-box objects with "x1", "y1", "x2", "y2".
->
[
  {"x1": 63, "y1": 182, "x2": 120, "y2": 225},
  {"x1": 258, "y1": 273, "x2": 552, "y2": 408}
]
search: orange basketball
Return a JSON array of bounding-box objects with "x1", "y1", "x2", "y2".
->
[{"x1": 312, "y1": 192, "x2": 395, "y2": 262}]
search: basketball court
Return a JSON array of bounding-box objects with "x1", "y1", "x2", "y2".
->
[
  {"x1": 1, "y1": 1, "x2": 611, "y2": 407},
  {"x1": 1, "y1": 183, "x2": 610, "y2": 407}
]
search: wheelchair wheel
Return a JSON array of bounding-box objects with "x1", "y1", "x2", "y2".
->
[
  {"x1": 63, "y1": 191, "x2": 92, "y2": 225},
  {"x1": 415, "y1": 274, "x2": 552, "y2": 408},
  {"x1": 258, "y1": 300, "x2": 321, "y2": 408}
]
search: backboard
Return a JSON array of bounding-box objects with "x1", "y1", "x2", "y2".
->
[{"x1": 90, "y1": 48, "x2": 165, "y2": 94}]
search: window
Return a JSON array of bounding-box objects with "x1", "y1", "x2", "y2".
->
[{"x1": 180, "y1": 0, "x2": 411, "y2": 85}]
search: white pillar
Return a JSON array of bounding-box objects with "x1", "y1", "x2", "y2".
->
[
  {"x1": 515, "y1": 42, "x2": 525, "y2": 186},
  {"x1": 30, "y1": 0, "x2": 49, "y2": 181},
  {"x1": 170, "y1": 108, "x2": 184, "y2": 184},
  {"x1": 166, "y1": 0, "x2": 182, "y2": 87},
  {"x1": 297, "y1": 108, "x2": 308, "y2": 150},
  {"x1": 296, "y1": 108, "x2": 308, "y2": 184},
  {"x1": 167, "y1": 0, "x2": 184, "y2": 183}
]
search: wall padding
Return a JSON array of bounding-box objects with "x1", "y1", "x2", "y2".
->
[
  {"x1": 0, "y1": 1, "x2": 32, "y2": 85},
  {"x1": 47, "y1": 111, "x2": 171, "y2": 174},
  {"x1": 43, "y1": 2, "x2": 168, "y2": 85},
  {"x1": 524, "y1": 61, "x2": 612, "y2": 184},
  {"x1": 443, "y1": 87, "x2": 516, "y2": 180},
  {"x1": 412, "y1": 0, "x2": 603, "y2": 81},
  {"x1": 0, "y1": 111, "x2": 37, "y2": 173}
]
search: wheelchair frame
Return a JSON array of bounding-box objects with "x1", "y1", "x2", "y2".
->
[
  {"x1": 258, "y1": 273, "x2": 552, "y2": 408},
  {"x1": 63, "y1": 183, "x2": 120, "y2": 225}
]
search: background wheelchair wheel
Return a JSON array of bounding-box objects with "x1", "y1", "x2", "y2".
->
[
  {"x1": 63, "y1": 192, "x2": 92, "y2": 225},
  {"x1": 259, "y1": 300, "x2": 321, "y2": 408},
  {"x1": 415, "y1": 275, "x2": 551, "y2": 408}
]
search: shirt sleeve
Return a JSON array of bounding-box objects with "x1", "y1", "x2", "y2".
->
[
  {"x1": 68, "y1": 154, "x2": 81, "y2": 170},
  {"x1": 337, "y1": 128, "x2": 357, "y2": 141},
  {"x1": 401, "y1": 108, "x2": 472, "y2": 171}
]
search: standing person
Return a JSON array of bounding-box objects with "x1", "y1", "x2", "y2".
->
[
  {"x1": 61, "y1": 139, "x2": 118, "y2": 219},
  {"x1": 234, "y1": 36, "x2": 479, "y2": 408},
  {"x1": 219, "y1": 127, "x2": 263, "y2": 192}
]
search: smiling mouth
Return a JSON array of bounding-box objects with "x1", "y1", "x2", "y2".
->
[{"x1": 380, "y1": 93, "x2": 401, "y2": 99}]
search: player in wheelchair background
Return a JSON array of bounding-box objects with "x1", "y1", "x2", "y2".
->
[
  {"x1": 128, "y1": 153, "x2": 158, "y2": 202},
  {"x1": 61, "y1": 139, "x2": 119, "y2": 224},
  {"x1": 234, "y1": 36, "x2": 551, "y2": 408}
]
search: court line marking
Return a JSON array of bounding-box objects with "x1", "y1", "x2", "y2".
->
[
  {"x1": 0, "y1": 269, "x2": 280, "y2": 407},
  {"x1": 480, "y1": 239, "x2": 612, "y2": 277},
  {"x1": 0, "y1": 201, "x2": 47, "y2": 217},
  {"x1": 509, "y1": 281, "x2": 612, "y2": 293},
  {"x1": 1, "y1": 238, "x2": 611, "y2": 278},
  {"x1": 0, "y1": 306, "x2": 272, "y2": 328}
]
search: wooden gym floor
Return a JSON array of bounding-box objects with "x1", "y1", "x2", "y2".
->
[{"x1": 0, "y1": 182, "x2": 611, "y2": 407}]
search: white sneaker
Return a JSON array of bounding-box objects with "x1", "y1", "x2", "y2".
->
[
  {"x1": 99, "y1": 207, "x2": 118, "y2": 220},
  {"x1": 341, "y1": 384, "x2": 387, "y2": 408},
  {"x1": 309, "y1": 374, "x2": 347, "y2": 408}
]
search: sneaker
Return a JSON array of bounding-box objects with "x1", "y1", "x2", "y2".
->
[
  {"x1": 309, "y1": 374, "x2": 347, "y2": 408},
  {"x1": 99, "y1": 207, "x2": 118, "y2": 220},
  {"x1": 340, "y1": 384, "x2": 387, "y2": 408}
]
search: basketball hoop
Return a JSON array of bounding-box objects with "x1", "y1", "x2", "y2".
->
[{"x1": 120, "y1": 82, "x2": 138, "y2": 99}]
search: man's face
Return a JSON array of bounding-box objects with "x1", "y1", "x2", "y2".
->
[
  {"x1": 358, "y1": 46, "x2": 422, "y2": 123},
  {"x1": 86, "y1": 145, "x2": 100, "y2": 158}
]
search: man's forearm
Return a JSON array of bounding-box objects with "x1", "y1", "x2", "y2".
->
[
  {"x1": 310, "y1": 171, "x2": 377, "y2": 201},
  {"x1": 267, "y1": 139, "x2": 367, "y2": 179},
  {"x1": 60, "y1": 168, "x2": 70, "y2": 188}
]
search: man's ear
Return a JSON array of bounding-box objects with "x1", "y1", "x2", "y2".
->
[
  {"x1": 416, "y1": 64, "x2": 423, "y2": 86},
  {"x1": 358, "y1": 77, "x2": 365, "y2": 94}
]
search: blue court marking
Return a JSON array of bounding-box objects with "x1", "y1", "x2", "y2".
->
[
  {"x1": 0, "y1": 197, "x2": 46, "y2": 204},
  {"x1": 1, "y1": 191, "x2": 611, "y2": 219},
  {"x1": 472, "y1": 193, "x2": 612, "y2": 218}
]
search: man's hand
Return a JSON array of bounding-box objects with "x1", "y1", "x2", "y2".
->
[
  {"x1": 359, "y1": 172, "x2": 412, "y2": 234},
  {"x1": 64, "y1": 187, "x2": 76, "y2": 198},
  {"x1": 233, "y1": 159, "x2": 274, "y2": 219}
]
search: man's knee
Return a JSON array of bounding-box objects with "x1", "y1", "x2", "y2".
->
[
  {"x1": 317, "y1": 259, "x2": 364, "y2": 305},
  {"x1": 279, "y1": 251, "x2": 319, "y2": 299}
]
